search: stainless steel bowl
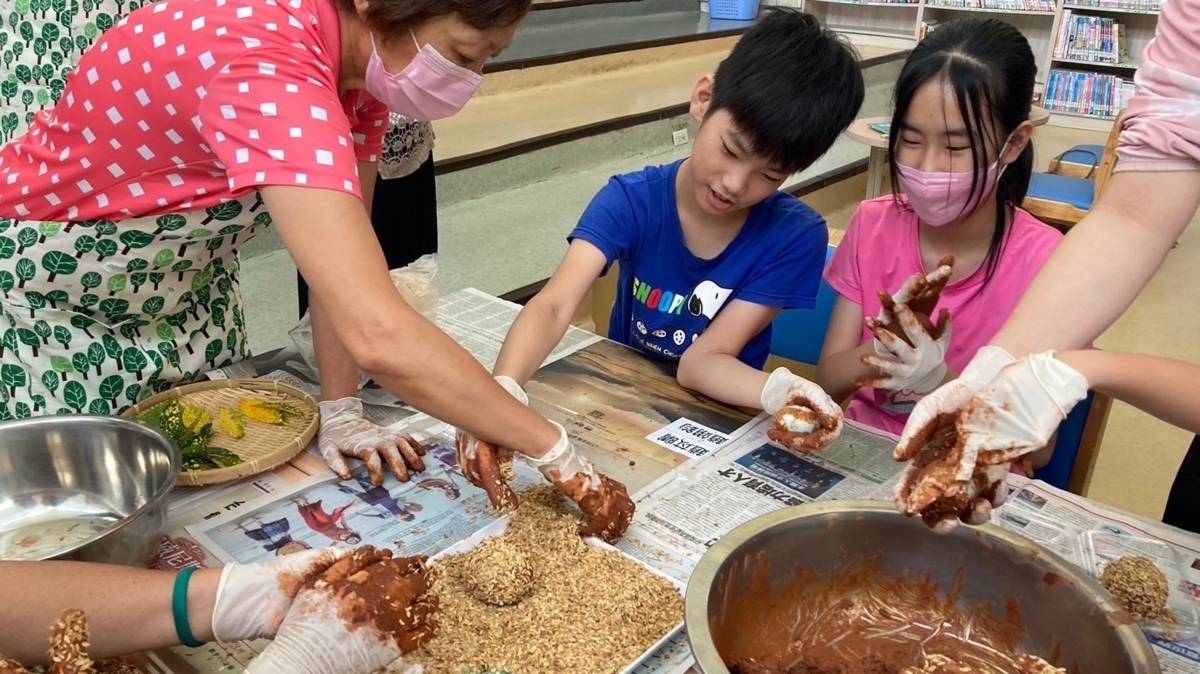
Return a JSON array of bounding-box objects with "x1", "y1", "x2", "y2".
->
[
  {"x1": 0, "y1": 416, "x2": 179, "y2": 566},
  {"x1": 686, "y1": 501, "x2": 1160, "y2": 674}
]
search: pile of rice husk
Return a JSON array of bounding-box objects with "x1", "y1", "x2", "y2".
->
[
  {"x1": 1101, "y1": 556, "x2": 1174, "y2": 622},
  {"x1": 397, "y1": 486, "x2": 682, "y2": 674}
]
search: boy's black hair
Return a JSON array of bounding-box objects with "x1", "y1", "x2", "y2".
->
[
  {"x1": 887, "y1": 18, "x2": 1037, "y2": 288},
  {"x1": 709, "y1": 8, "x2": 864, "y2": 174}
]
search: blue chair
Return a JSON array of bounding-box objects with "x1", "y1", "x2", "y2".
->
[
  {"x1": 1048, "y1": 144, "x2": 1105, "y2": 179},
  {"x1": 1036, "y1": 391, "x2": 1097, "y2": 490},
  {"x1": 1025, "y1": 113, "x2": 1122, "y2": 231},
  {"x1": 769, "y1": 244, "x2": 838, "y2": 366},
  {"x1": 1024, "y1": 172, "x2": 1096, "y2": 229}
]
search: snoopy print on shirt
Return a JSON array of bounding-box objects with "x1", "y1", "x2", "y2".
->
[
  {"x1": 628, "y1": 277, "x2": 733, "y2": 359},
  {"x1": 569, "y1": 161, "x2": 830, "y2": 370}
]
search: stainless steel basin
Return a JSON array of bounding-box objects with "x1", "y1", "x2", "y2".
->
[
  {"x1": 686, "y1": 501, "x2": 1160, "y2": 673},
  {"x1": 0, "y1": 416, "x2": 179, "y2": 566}
]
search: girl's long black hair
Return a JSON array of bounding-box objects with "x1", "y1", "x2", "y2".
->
[{"x1": 887, "y1": 18, "x2": 1037, "y2": 286}]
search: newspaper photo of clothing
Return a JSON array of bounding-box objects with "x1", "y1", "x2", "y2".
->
[{"x1": 191, "y1": 433, "x2": 545, "y2": 564}]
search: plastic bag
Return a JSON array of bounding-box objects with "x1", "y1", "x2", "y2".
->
[{"x1": 289, "y1": 254, "x2": 440, "y2": 387}]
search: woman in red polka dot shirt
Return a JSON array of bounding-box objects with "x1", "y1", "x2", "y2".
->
[{"x1": 0, "y1": 0, "x2": 636, "y2": 538}]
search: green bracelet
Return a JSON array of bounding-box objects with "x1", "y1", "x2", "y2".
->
[{"x1": 172, "y1": 566, "x2": 204, "y2": 648}]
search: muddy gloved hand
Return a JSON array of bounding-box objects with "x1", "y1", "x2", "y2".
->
[
  {"x1": 245, "y1": 547, "x2": 434, "y2": 674},
  {"x1": 894, "y1": 350, "x2": 1084, "y2": 532},
  {"x1": 861, "y1": 303, "x2": 951, "y2": 395},
  {"x1": 895, "y1": 345, "x2": 1016, "y2": 463},
  {"x1": 526, "y1": 421, "x2": 635, "y2": 543},
  {"x1": 894, "y1": 411, "x2": 1014, "y2": 534},
  {"x1": 455, "y1": 375, "x2": 525, "y2": 510},
  {"x1": 893, "y1": 346, "x2": 1015, "y2": 532},
  {"x1": 874, "y1": 257, "x2": 953, "y2": 346},
  {"x1": 211, "y1": 547, "x2": 349, "y2": 642},
  {"x1": 957, "y1": 351, "x2": 1088, "y2": 467},
  {"x1": 761, "y1": 367, "x2": 843, "y2": 454},
  {"x1": 318, "y1": 397, "x2": 427, "y2": 486}
]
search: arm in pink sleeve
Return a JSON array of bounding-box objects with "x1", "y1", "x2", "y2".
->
[{"x1": 1117, "y1": 0, "x2": 1200, "y2": 172}]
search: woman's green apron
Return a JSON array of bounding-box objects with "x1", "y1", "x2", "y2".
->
[
  {"x1": 1, "y1": 0, "x2": 271, "y2": 417},
  {"x1": 0, "y1": 195, "x2": 270, "y2": 416}
]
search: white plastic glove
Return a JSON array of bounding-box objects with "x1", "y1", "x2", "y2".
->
[
  {"x1": 894, "y1": 345, "x2": 1016, "y2": 461},
  {"x1": 318, "y1": 397, "x2": 427, "y2": 485},
  {"x1": 895, "y1": 352, "x2": 1087, "y2": 533},
  {"x1": 760, "y1": 367, "x2": 843, "y2": 453},
  {"x1": 211, "y1": 547, "x2": 347, "y2": 642},
  {"x1": 454, "y1": 375, "x2": 526, "y2": 509},
  {"x1": 957, "y1": 351, "x2": 1089, "y2": 471},
  {"x1": 244, "y1": 547, "x2": 432, "y2": 674},
  {"x1": 862, "y1": 303, "x2": 951, "y2": 395},
  {"x1": 524, "y1": 421, "x2": 635, "y2": 544}
]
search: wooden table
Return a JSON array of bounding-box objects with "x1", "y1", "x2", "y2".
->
[{"x1": 846, "y1": 106, "x2": 1052, "y2": 199}]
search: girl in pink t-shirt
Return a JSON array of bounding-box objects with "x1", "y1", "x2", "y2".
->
[{"x1": 816, "y1": 18, "x2": 1063, "y2": 441}]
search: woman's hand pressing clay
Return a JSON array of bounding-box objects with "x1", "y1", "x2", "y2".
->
[
  {"x1": 246, "y1": 547, "x2": 435, "y2": 674},
  {"x1": 526, "y1": 422, "x2": 636, "y2": 544}
]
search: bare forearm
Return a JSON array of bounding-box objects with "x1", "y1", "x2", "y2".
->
[
  {"x1": 815, "y1": 341, "x2": 877, "y2": 404},
  {"x1": 677, "y1": 351, "x2": 770, "y2": 409},
  {"x1": 493, "y1": 298, "x2": 574, "y2": 385},
  {"x1": 264, "y1": 187, "x2": 561, "y2": 458},
  {"x1": 311, "y1": 296, "x2": 362, "y2": 401},
  {"x1": 347, "y1": 300, "x2": 560, "y2": 457},
  {"x1": 992, "y1": 172, "x2": 1199, "y2": 357},
  {"x1": 0, "y1": 563, "x2": 218, "y2": 664},
  {"x1": 1058, "y1": 350, "x2": 1200, "y2": 434}
]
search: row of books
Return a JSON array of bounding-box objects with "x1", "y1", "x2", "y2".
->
[
  {"x1": 926, "y1": 0, "x2": 1054, "y2": 9},
  {"x1": 1063, "y1": 0, "x2": 1160, "y2": 12},
  {"x1": 1043, "y1": 69, "x2": 1134, "y2": 118},
  {"x1": 1054, "y1": 10, "x2": 1132, "y2": 63}
]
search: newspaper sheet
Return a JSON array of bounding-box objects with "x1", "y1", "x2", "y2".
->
[
  {"x1": 189, "y1": 428, "x2": 543, "y2": 564},
  {"x1": 994, "y1": 476, "x2": 1200, "y2": 672},
  {"x1": 206, "y1": 288, "x2": 603, "y2": 428},
  {"x1": 436, "y1": 287, "x2": 602, "y2": 371}
]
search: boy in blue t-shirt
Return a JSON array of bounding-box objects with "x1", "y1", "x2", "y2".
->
[{"x1": 490, "y1": 9, "x2": 864, "y2": 450}]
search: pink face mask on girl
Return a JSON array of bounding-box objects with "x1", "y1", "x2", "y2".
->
[
  {"x1": 364, "y1": 31, "x2": 483, "y2": 121},
  {"x1": 897, "y1": 139, "x2": 1012, "y2": 227}
]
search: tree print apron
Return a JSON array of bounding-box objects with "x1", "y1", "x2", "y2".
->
[
  {"x1": 2, "y1": 0, "x2": 155, "y2": 145},
  {"x1": 0, "y1": 193, "x2": 271, "y2": 417}
]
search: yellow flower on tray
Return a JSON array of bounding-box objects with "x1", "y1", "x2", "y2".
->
[
  {"x1": 181, "y1": 404, "x2": 211, "y2": 434},
  {"x1": 219, "y1": 408, "x2": 247, "y2": 439},
  {"x1": 240, "y1": 399, "x2": 285, "y2": 425}
]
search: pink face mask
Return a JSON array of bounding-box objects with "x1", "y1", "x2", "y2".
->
[
  {"x1": 897, "y1": 143, "x2": 1011, "y2": 227},
  {"x1": 365, "y1": 31, "x2": 482, "y2": 120}
]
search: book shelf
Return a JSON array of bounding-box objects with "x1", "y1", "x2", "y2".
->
[{"x1": 763, "y1": 0, "x2": 1160, "y2": 130}]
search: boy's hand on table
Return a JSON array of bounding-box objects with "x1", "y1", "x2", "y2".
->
[
  {"x1": 454, "y1": 375, "x2": 525, "y2": 510},
  {"x1": 860, "y1": 303, "x2": 951, "y2": 394},
  {"x1": 318, "y1": 397, "x2": 427, "y2": 485},
  {"x1": 246, "y1": 547, "x2": 434, "y2": 674},
  {"x1": 761, "y1": 368, "x2": 843, "y2": 453},
  {"x1": 528, "y1": 421, "x2": 635, "y2": 544}
]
